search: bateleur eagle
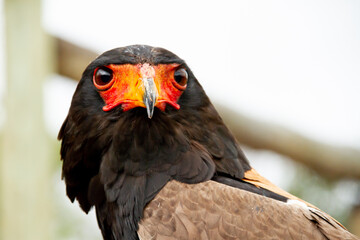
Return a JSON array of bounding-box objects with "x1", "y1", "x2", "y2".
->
[{"x1": 58, "y1": 45, "x2": 358, "y2": 240}]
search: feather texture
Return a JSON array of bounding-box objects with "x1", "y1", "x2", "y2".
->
[{"x1": 139, "y1": 180, "x2": 357, "y2": 240}]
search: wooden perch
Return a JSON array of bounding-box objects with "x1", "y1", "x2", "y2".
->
[
  {"x1": 56, "y1": 37, "x2": 99, "y2": 80},
  {"x1": 54, "y1": 37, "x2": 360, "y2": 180},
  {"x1": 216, "y1": 105, "x2": 360, "y2": 179}
]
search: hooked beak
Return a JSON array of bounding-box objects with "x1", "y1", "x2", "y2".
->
[{"x1": 142, "y1": 77, "x2": 157, "y2": 119}]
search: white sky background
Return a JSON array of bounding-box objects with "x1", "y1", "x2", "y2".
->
[{"x1": 0, "y1": 0, "x2": 360, "y2": 238}]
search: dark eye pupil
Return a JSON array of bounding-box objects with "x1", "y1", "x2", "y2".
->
[
  {"x1": 95, "y1": 67, "x2": 113, "y2": 86},
  {"x1": 174, "y1": 68, "x2": 188, "y2": 86}
]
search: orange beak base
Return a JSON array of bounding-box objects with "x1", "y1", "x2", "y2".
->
[{"x1": 93, "y1": 63, "x2": 186, "y2": 115}]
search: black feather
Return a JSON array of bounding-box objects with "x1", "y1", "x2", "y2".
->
[{"x1": 58, "y1": 45, "x2": 251, "y2": 239}]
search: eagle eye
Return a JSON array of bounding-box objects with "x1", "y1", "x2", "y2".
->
[
  {"x1": 93, "y1": 67, "x2": 114, "y2": 90},
  {"x1": 173, "y1": 68, "x2": 188, "y2": 88}
]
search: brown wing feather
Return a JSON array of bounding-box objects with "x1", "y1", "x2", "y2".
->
[
  {"x1": 243, "y1": 168, "x2": 346, "y2": 229},
  {"x1": 138, "y1": 180, "x2": 358, "y2": 240},
  {"x1": 243, "y1": 168, "x2": 315, "y2": 207}
]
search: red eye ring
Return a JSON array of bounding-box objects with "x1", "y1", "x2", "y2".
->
[
  {"x1": 93, "y1": 66, "x2": 114, "y2": 90},
  {"x1": 172, "y1": 68, "x2": 188, "y2": 90}
]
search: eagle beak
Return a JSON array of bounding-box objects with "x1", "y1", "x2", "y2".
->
[{"x1": 143, "y1": 77, "x2": 157, "y2": 119}]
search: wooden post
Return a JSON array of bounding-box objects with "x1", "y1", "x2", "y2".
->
[{"x1": 0, "y1": 0, "x2": 54, "y2": 239}]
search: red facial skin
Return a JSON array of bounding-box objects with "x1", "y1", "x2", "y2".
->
[{"x1": 93, "y1": 63, "x2": 186, "y2": 112}]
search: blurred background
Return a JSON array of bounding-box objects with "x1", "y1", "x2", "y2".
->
[{"x1": 0, "y1": 0, "x2": 359, "y2": 239}]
